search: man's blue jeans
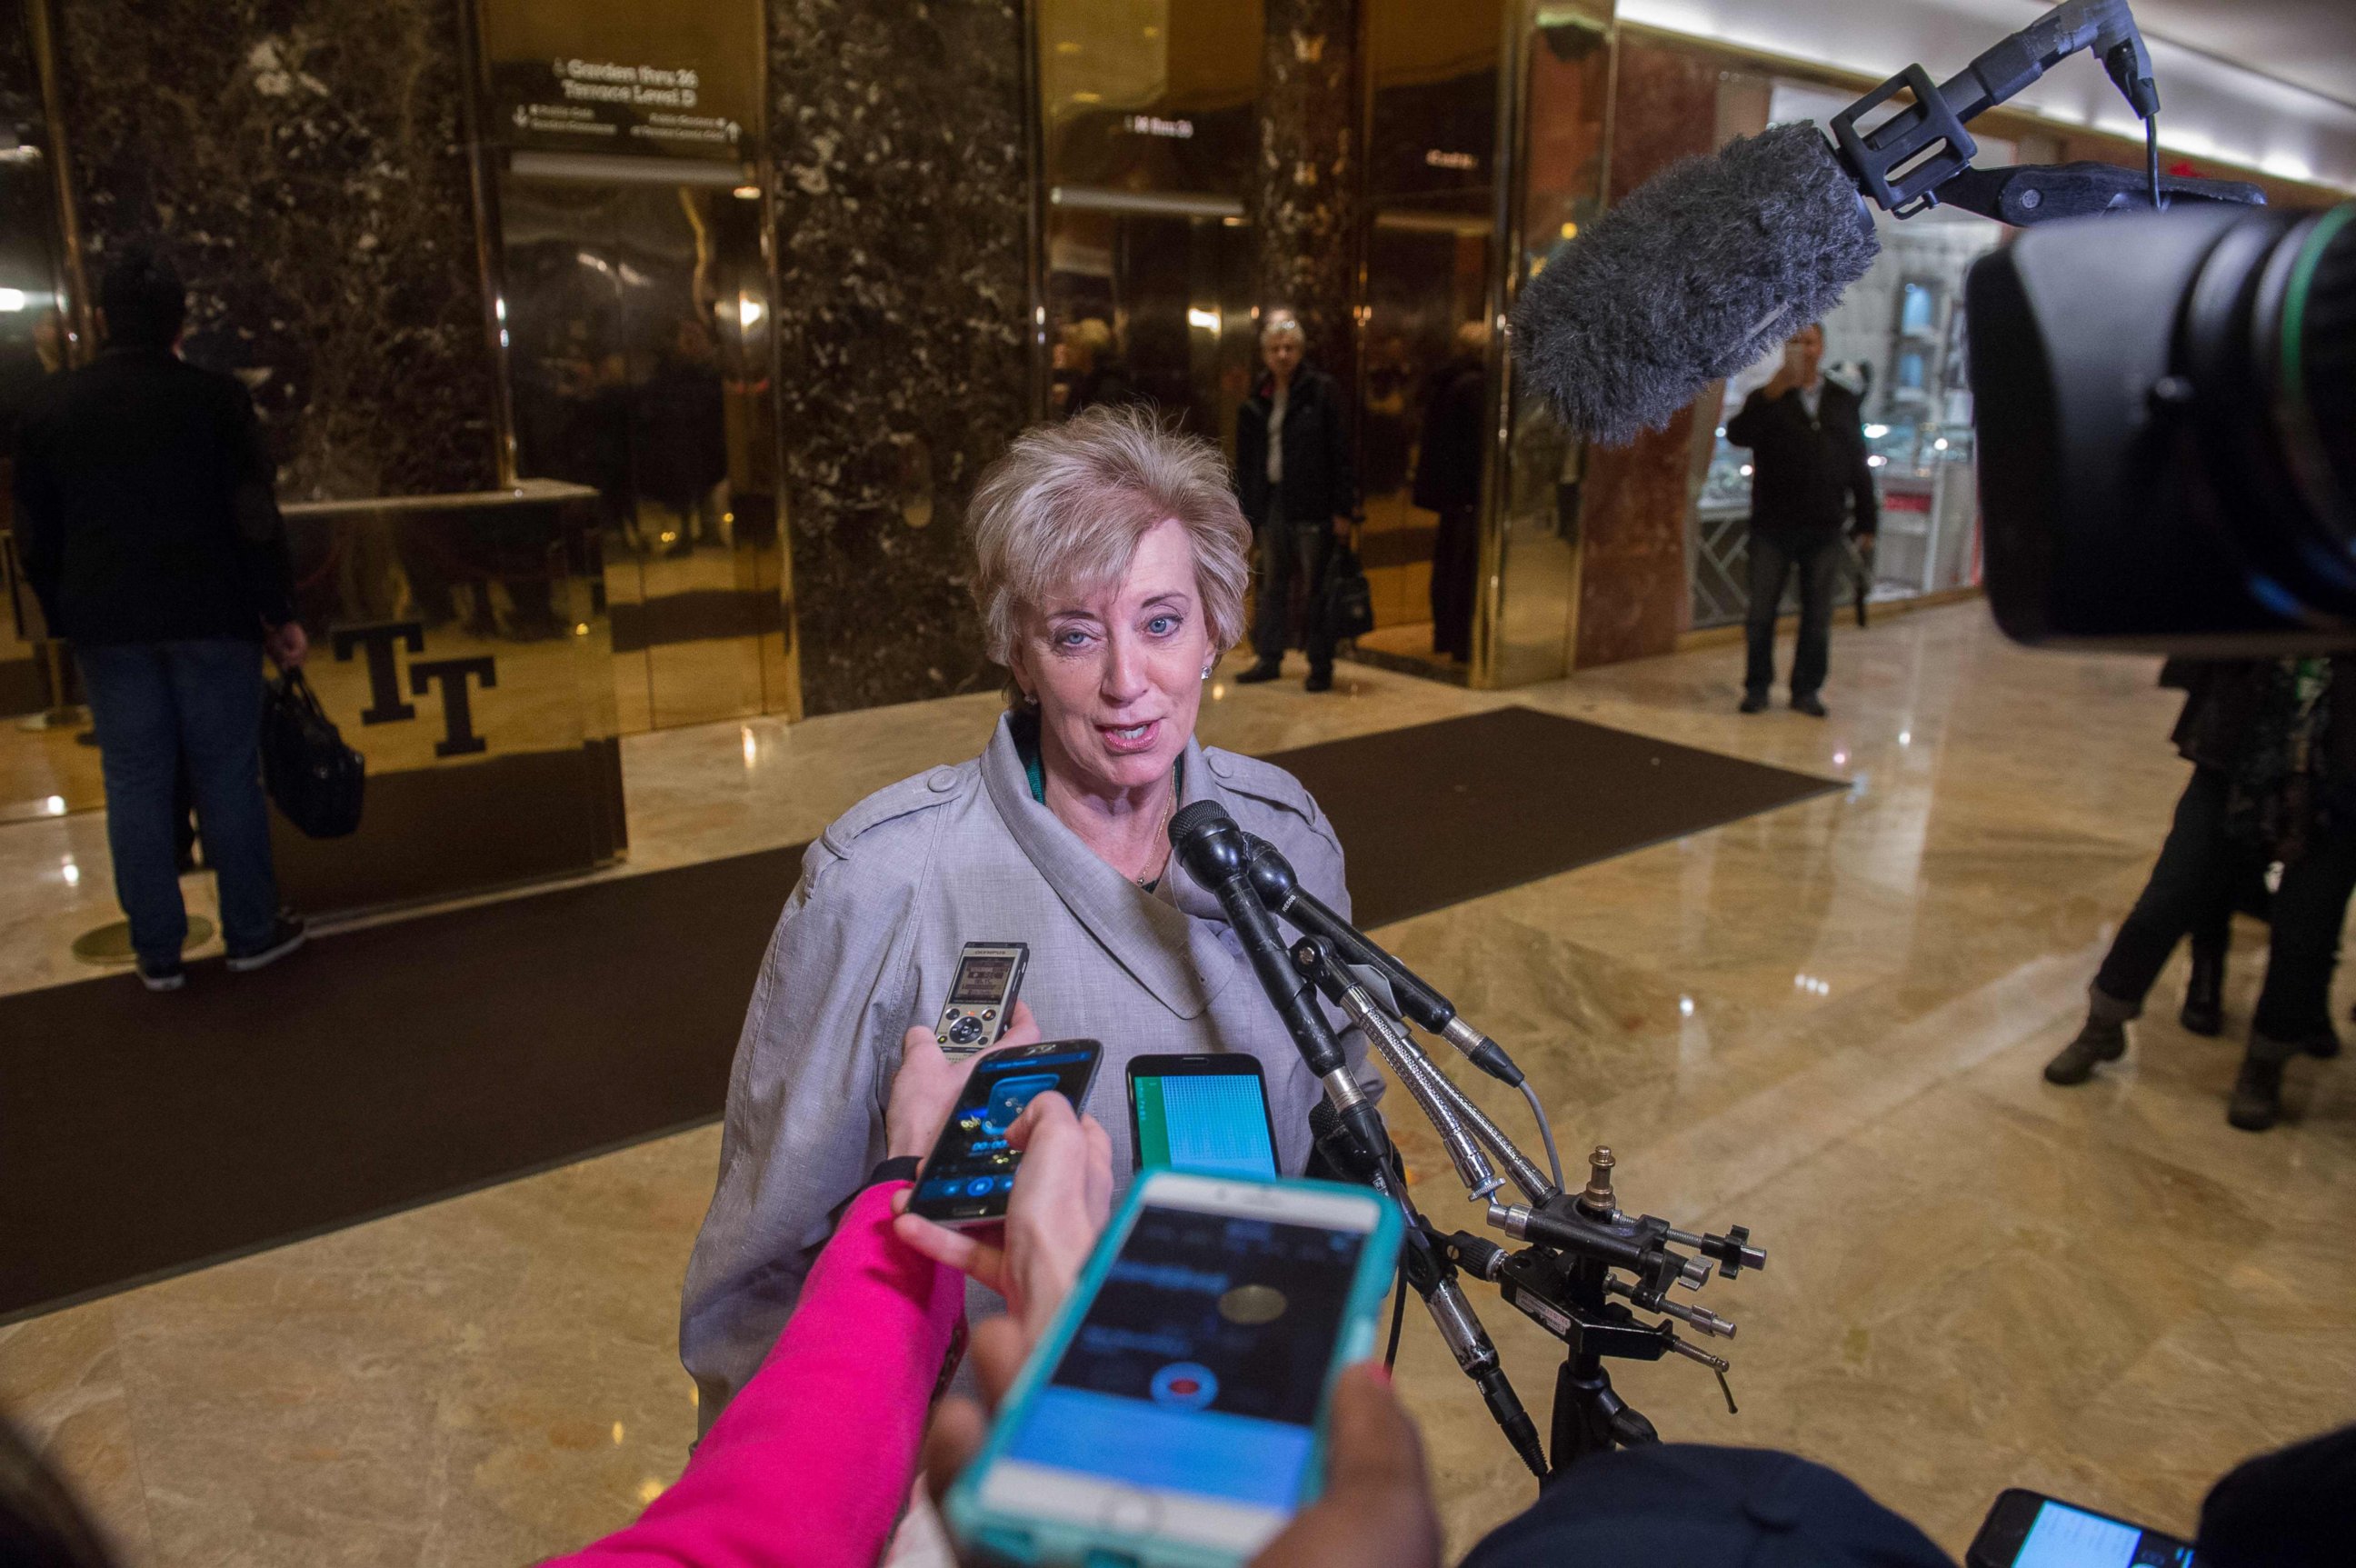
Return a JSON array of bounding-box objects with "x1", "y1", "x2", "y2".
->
[
  {"x1": 1744, "y1": 530, "x2": 1844, "y2": 703},
  {"x1": 76, "y1": 639, "x2": 278, "y2": 967}
]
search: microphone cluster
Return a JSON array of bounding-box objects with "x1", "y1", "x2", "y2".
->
[{"x1": 1170, "y1": 800, "x2": 1766, "y2": 1476}]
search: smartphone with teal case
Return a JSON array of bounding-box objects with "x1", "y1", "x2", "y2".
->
[{"x1": 946, "y1": 1171, "x2": 1403, "y2": 1568}]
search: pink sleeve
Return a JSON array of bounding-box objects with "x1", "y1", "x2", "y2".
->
[{"x1": 548, "y1": 1182, "x2": 965, "y2": 1568}]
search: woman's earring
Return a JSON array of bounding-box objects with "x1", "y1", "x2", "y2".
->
[{"x1": 1202, "y1": 663, "x2": 1214, "y2": 681}]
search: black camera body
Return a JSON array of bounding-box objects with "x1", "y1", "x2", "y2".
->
[{"x1": 1968, "y1": 203, "x2": 2356, "y2": 653}]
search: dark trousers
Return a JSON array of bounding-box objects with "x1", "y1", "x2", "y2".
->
[
  {"x1": 1430, "y1": 504, "x2": 1478, "y2": 662},
  {"x1": 77, "y1": 639, "x2": 278, "y2": 966},
  {"x1": 1252, "y1": 502, "x2": 1335, "y2": 674},
  {"x1": 2093, "y1": 766, "x2": 2356, "y2": 1043},
  {"x1": 1744, "y1": 530, "x2": 1842, "y2": 701}
]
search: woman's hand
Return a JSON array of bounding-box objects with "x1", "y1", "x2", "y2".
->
[
  {"x1": 893, "y1": 1088, "x2": 1113, "y2": 1343},
  {"x1": 884, "y1": 1001, "x2": 1041, "y2": 1163},
  {"x1": 1243, "y1": 1366, "x2": 1442, "y2": 1568},
  {"x1": 922, "y1": 1352, "x2": 1440, "y2": 1568}
]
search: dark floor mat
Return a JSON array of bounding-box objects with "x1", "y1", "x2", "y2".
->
[
  {"x1": 0, "y1": 707, "x2": 1833, "y2": 1320},
  {"x1": 1276, "y1": 705, "x2": 1842, "y2": 927}
]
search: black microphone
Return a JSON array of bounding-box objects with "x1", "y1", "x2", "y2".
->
[
  {"x1": 1243, "y1": 834, "x2": 1524, "y2": 1087},
  {"x1": 1171, "y1": 800, "x2": 1390, "y2": 1168},
  {"x1": 1312, "y1": 1103, "x2": 1549, "y2": 1480},
  {"x1": 1512, "y1": 0, "x2": 2201, "y2": 447}
]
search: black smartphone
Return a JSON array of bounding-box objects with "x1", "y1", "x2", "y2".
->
[
  {"x1": 908, "y1": 1039, "x2": 1103, "y2": 1228},
  {"x1": 1968, "y1": 1488, "x2": 2200, "y2": 1568},
  {"x1": 1127, "y1": 1054, "x2": 1281, "y2": 1179}
]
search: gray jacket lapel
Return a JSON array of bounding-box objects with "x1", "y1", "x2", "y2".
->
[{"x1": 979, "y1": 715, "x2": 1241, "y2": 1020}]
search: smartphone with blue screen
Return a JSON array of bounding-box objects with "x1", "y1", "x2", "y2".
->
[
  {"x1": 1968, "y1": 1489, "x2": 2200, "y2": 1568},
  {"x1": 946, "y1": 1171, "x2": 1403, "y2": 1568},
  {"x1": 908, "y1": 1039, "x2": 1103, "y2": 1229},
  {"x1": 1128, "y1": 1054, "x2": 1280, "y2": 1179}
]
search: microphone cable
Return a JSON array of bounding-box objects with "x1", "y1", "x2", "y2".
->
[
  {"x1": 2145, "y1": 114, "x2": 2163, "y2": 211},
  {"x1": 1517, "y1": 1079, "x2": 1566, "y2": 1193}
]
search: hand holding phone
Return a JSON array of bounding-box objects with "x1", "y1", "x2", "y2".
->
[
  {"x1": 888, "y1": 1004, "x2": 1042, "y2": 1162},
  {"x1": 895, "y1": 1088, "x2": 1114, "y2": 1340},
  {"x1": 905, "y1": 1040, "x2": 1103, "y2": 1230},
  {"x1": 946, "y1": 1173, "x2": 1404, "y2": 1567},
  {"x1": 1243, "y1": 1366, "x2": 1441, "y2": 1568}
]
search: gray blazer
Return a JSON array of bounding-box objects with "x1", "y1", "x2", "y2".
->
[{"x1": 678, "y1": 713, "x2": 1373, "y2": 1420}]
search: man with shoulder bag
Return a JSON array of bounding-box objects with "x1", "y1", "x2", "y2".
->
[{"x1": 14, "y1": 247, "x2": 308, "y2": 991}]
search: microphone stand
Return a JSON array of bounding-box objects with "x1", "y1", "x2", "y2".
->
[{"x1": 1174, "y1": 803, "x2": 1768, "y2": 1477}]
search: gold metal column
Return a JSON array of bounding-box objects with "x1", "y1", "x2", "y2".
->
[{"x1": 1471, "y1": 0, "x2": 1617, "y2": 689}]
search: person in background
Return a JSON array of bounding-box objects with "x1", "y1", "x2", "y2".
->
[
  {"x1": 1413, "y1": 321, "x2": 1489, "y2": 665},
  {"x1": 1724, "y1": 322, "x2": 1878, "y2": 718},
  {"x1": 1058, "y1": 317, "x2": 1140, "y2": 420},
  {"x1": 1233, "y1": 309, "x2": 1356, "y2": 694},
  {"x1": 2046, "y1": 656, "x2": 2356, "y2": 1130},
  {"x1": 13, "y1": 246, "x2": 307, "y2": 991}
]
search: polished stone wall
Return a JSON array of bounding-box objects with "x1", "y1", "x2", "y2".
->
[
  {"x1": 1572, "y1": 37, "x2": 1718, "y2": 668},
  {"x1": 765, "y1": 0, "x2": 1029, "y2": 716},
  {"x1": 49, "y1": 0, "x2": 499, "y2": 502},
  {"x1": 1253, "y1": 0, "x2": 1359, "y2": 397}
]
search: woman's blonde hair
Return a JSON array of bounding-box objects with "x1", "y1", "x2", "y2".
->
[{"x1": 967, "y1": 406, "x2": 1252, "y2": 701}]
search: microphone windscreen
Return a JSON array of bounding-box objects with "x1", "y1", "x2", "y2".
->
[{"x1": 1511, "y1": 123, "x2": 1880, "y2": 446}]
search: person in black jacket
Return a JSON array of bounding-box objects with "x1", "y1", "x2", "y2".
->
[
  {"x1": 14, "y1": 247, "x2": 307, "y2": 991},
  {"x1": 1233, "y1": 310, "x2": 1356, "y2": 693},
  {"x1": 2047, "y1": 657, "x2": 2356, "y2": 1130},
  {"x1": 1412, "y1": 325, "x2": 1487, "y2": 664},
  {"x1": 1724, "y1": 324, "x2": 1879, "y2": 717}
]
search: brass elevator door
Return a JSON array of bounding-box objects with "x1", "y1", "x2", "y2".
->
[{"x1": 499, "y1": 172, "x2": 786, "y2": 734}]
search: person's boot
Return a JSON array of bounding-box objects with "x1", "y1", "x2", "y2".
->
[
  {"x1": 1235, "y1": 660, "x2": 1283, "y2": 684},
  {"x1": 2043, "y1": 1015, "x2": 2127, "y2": 1084},
  {"x1": 2227, "y1": 1033, "x2": 2300, "y2": 1132},
  {"x1": 2301, "y1": 1024, "x2": 2342, "y2": 1060},
  {"x1": 2180, "y1": 945, "x2": 2225, "y2": 1036},
  {"x1": 1738, "y1": 690, "x2": 1769, "y2": 714},
  {"x1": 1303, "y1": 665, "x2": 1333, "y2": 694}
]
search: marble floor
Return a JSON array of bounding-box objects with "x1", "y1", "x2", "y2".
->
[{"x1": 3, "y1": 602, "x2": 2351, "y2": 1565}]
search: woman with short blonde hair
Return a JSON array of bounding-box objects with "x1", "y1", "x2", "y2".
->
[{"x1": 680, "y1": 408, "x2": 1375, "y2": 1426}]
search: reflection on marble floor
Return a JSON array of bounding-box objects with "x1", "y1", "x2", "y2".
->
[{"x1": 4, "y1": 603, "x2": 2352, "y2": 1565}]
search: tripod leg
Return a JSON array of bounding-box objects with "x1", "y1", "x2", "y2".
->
[{"x1": 1550, "y1": 1356, "x2": 1660, "y2": 1470}]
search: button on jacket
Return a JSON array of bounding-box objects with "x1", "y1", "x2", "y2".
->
[
  {"x1": 13, "y1": 345, "x2": 294, "y2": 644},
  {"x1": 679, "y1": 713, "x2": 1376, "y2": 1422}
]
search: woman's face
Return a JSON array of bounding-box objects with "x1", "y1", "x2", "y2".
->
[{"x1": 1016, "y1": 516, "x2": 1213, "y2": 800}]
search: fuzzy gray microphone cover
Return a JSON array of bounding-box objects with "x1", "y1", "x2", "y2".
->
[{"x1": 1511, "y1": 122, "x2": 1882, "y2": 446}]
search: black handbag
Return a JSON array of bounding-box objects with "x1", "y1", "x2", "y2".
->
[
  {"x1": 1322, "y1": 537, "x2": 1377, "y2": 642},
  {"x1": 262, "y1": 668, "x2": 365, "y2": 838}
]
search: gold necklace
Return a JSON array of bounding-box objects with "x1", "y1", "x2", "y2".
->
[{"x1": 1135, "y1": 791, "x2": 1176, "y2": 887}]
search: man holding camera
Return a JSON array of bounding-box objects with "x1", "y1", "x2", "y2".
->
[{"x1": 1726, "y1": 323, "x2": 1879, "y2": 718}]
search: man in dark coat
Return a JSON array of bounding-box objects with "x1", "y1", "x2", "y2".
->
[
  {"x1": 1233, "y1": 309, "x2": 1357, "y2": 693},
  {"x1": 1724, "y1": 323, "x2": 1878, "y2": 717},
  {"x1": 1412, "y1": 325, "x2": 1488, "y2": 664},
  {"x1": 13, "y1": 247, "x2": 307, "y2": 990}
]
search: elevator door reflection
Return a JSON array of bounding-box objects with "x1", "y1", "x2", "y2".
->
[
  {"x1": 1046, "y1": 205, "x2": 1257, "y2": 450},
  {"x1": 502, "y1": 175, "x2": 785, "y2": 733}
]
